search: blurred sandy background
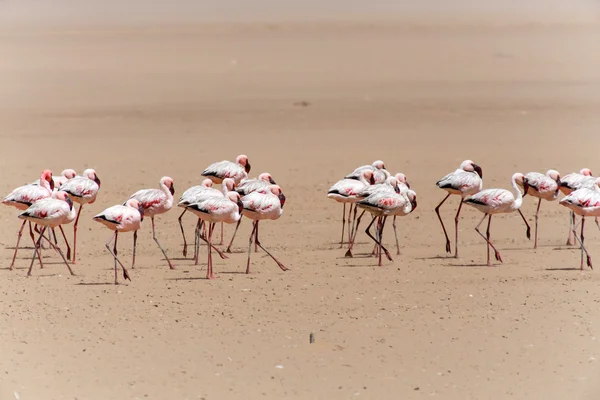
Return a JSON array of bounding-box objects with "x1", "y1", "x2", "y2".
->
[{"x1": 1, "y1": 1, "x2": 600, "y2": 399}]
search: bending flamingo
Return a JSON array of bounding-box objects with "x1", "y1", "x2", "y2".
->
[
  {"x1": 241, "y1": 185, "x2": 289, "y2": 274},
  {"x1": 128, "y1": 176, "x2": 175, "y2": 269},
  {"x1": 327, "y1": 170, "x2": 376, "y2": 248},
  {"x1": 559, "y1": 168, "x2": 597, "y2": 245},
  {"x1": 392, "y1": 172, "x2": 411, "y2": 255},
  {"x1": 345, "y1": 160, "x2": 389, "y2": 184},
  {"x1": 3, "y1": 169, "x2": 55, "y2": 270},
  {"x1": 515, "y1": 169, "x2": 561, "y2": 248},
  {"x1": 226, "y1": 172, "x2": 277, "y2": 252},
  {"x1": 18, "y1": 191, "x2": 75, "y2": 277},
  {"x1": 435, "y1": 160, "x2": 483, "y2": 257},
  {"x1": 463, "y1": 173, "x2": 531, "y2": 266},
  {"x1": 185, "y1": 191, "x2": 243, "y2": 279},
  {"x1": 93, "y1": 198, "x2": 144, "y2": 284},
  {"x1": 60, "y1": 168, "x2": 101, "y2": 264}
]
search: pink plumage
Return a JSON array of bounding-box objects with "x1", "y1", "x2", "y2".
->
[{"x1": 202, "y1": 154, "x2": 251, "y2": 185}]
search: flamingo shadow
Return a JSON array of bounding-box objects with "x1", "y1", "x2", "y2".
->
[
  {"x1": 544, "y1": 267, "x2": 582, "y2": 271},
  {"x1": 76, "y1": 282, "x2": 118, "y2": 286}
]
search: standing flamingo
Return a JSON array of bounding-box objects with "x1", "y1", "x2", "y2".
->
[
  {"x1": 345, "y1": 160, "x2": 389, "y2": 184},
  {"x1": 201, "y1": 154, "x2": 251, "y2": 244},
  {"x1": 59, "y1": 168, "x2": 101, "y2": 264},
  {"x1": 225, "y1": 172, "x2": 277, "y2": 252},
  {"x1": 559, "y1": 188, "x2": 600, "y2": 270},
  {"x1": 463, "y1": 173, "x2": 531, "y2": 266},
  {"x1": 392, "y1": 173, "x2": 411, "y2": 255},
  {"x1": 18, "y1": 191, "x2": 75, "y2": 277},
  {"x1": 178, "y1": 178, "x2": 216, "y2": 257},
  {"x1": 514, "y1": 170, "x2": 561, "y2": 248},
  {"x1": 128, "y1": 176, "x2": 175, "y2": 269},
  {"x1": 177, "y1": 178, "x2": 234, "y2": 262},
  {"x1": 559, "y1": 168, "x2": 596, "y2": 245},
  {"x1": 185, "y1": 191, "x2": 242, "y2": 279},
  {"x1": 93, "y1": 198, "x2": 144, "y2": 284},
  {"x1": 435, "y1": 160, "x2": 483, "y2": 257},
  {"x1": 356, "y1": 188, "x2": 417, "y2": 266},
  {"x1": 327, "y1": 170, "x2": 376, "y2": 248},
  {"x1": 3, "y1": 169, "x2": 55, "y2": 270},
  {"x1": 241, "y1": 185, "x2": 289, "y2": 274}
]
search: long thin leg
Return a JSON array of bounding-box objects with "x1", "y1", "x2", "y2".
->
[
  {"x1": 517, "y1": 210, "x2": 531, "y2": 240},
  {"x1": 348, "y1": 204, "x2": 357, "y2": 248},
  {"x1": 339, "y1": 203, "x2": 346, "y2": 248},
  {"x1": 151, "y1": 216, "x2": 175, "y2": 270},
  {"x1": 58, "y1": 225, "x2": 71, "y2": 261},
  {"x1": 207, "y1": 223, "x2": 215, "y2": 279},
  {"x1": 567, "y1": 211, "x2": 575, "y2": 246},
  {"x1": 28, "y1": 227, "x2": 46, "y2": 276},
  {"x1": 104, "y1": 231, "x2": 131, "y2": 284},
  {"x1": 345, "y1": 209, "x2": 365, "y2": 258},
  {"x1": 114, "y1": 231, "x2": 118, "y2": 284},
  {"x1": 197, "y1": 222, "x2": 228, "y2": 260},
  {"x1": 435, "y1": 194, "x2": 452, "y2": 254},
  {"x1": 377, "y1": 217, "x2": 389, "y2": 266},
  {"x1": 364, "y1": 216, "x2": 393, "y2": 263},
  {"x1": 193, "y1": 219, "x2": 202, "y2": 264},
  {"x1": 178, "y1": 209, "x2": 188, "y2": 257},
  {"x1": 254, "y1": 220, "x2": 259, "y2": 252},
  {"x1": 573, "y1": 217, "x2": 592, "y2": 270},
  {"x1": 453, "y1": 200, "x2": 463, "y2": 258},
  {"x1": 486, "y1": 215, "x2": 492, "y2": 266},
  {"x1": 9, "y1": 220, "x2": 27, "y2": 270},
  {"x1": 254, "y1": 221, "x2": 289, "y2": 271},
  {"x1": 371, "y1": 217, "x2": 381, "y2": 257},
  {"x1": 72, "y1": 204, "x2": 83, "y2": 264},
  {"x1": 132, "y1": 230, "x2": 138, "y2": 268},
  {"x1": 37, "y1": 228, "x2": 75, "y2": 276},
  {"x1": 225, "y1": 218, "x2": 242, "y2": 253},
  {"x1": 218, "y1": 222, "x2": 224, "y2": 246},
  {"x1": 474, "y1": 214, "x2": 502, "y2": 266},
  {"x1": 595, "y1": 217, "x2": 600, "y2": 232},
  {"x1": 393, "y1": 216, "x2": 400, "y2": 256},
  {"x1": 534, "y1": 198, "x2": 542, "y2": 249},
  {"x1": 28, "y1": 222, "x2": 43, "y2": 268},
  {"x1": 246, "y1": 221, "x2": 258, "y2": 274}
]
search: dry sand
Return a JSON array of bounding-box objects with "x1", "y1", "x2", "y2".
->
[{"x1": 1, "y1": 2, "x2": 600, "y2": 399}]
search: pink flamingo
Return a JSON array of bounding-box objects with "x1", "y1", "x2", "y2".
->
[
  {"x1": 345, "y1": 160, "x2": 389, "y2": 184},
  {"x1": 59, "y1": 168, "x2": 101, "y2": 264},
  {"x1": 559, "y1": 188, "x2": 600, "y2": 270},
  {"x1": 392, "y1": 173, "x2": 411, "y2": 255},
  {"x1": 559, "y1": 168, "x2": 596, "y2": 245},
  {"x1": 435, "y1": 160, "x2": 483, "y2": 257},
  {"x1": 514, "y1": 170, "x2": 561, "y2": 248},
  {"x1": 463, "y1": 173, "x2": 531, "y2": 266},
  {"x1": 177, "y1": 178, "x2": 235, "y2": 262},
  {"x1": 185, "y1": 191, "x2": 243, "y2": 279},
  {"x1": 31, "y1": 169, "x2": 76, "y2": 189},
  {"x1": 3, "y1": 169, "x2": 55, "y2": 270},
  {"x1": 226, "y1": 172, "x2": 277, "y2": 252},
  {"x1": 18, "y1": 191, "x2": 75, "y2": 277},
  {"x1": 128, "y1": 176, "x2": 175, "y2": 269},
  {"x1": 177, "y1": 178, "x2": 213, "y2": 257},
  {"x1": 93, "y1": 198, "x2": 144, "y2": 284},
  {"x1": 241, "y1": 185, "x2": 289, "y2": 274},
  {"x1": 327, "y1": 170, "x2": 376, "y2": 248},
  {"x1": 356, "y1": 188, "x2": 417, "y2": 266}
]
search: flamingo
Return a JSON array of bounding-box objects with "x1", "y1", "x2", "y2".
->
[
  {"x1": 355, "y1": 188, "x2": 417, "y2": 266},
  {"x1": 177, "y1": 178, "x2": 235, "y2": 262},
  {"x1": 18, "y1": 191, "x2": 75, "y2": 277},
  {"x1": 559, "y1": 188, "x2": 600, "y2": 270},
  {"x1": 345, "y1": 160, "x2": 390, "y2": 184},
  {"x1": 514, "y1": 170, "x2": 561, "y2": 248},
  {"x1": 31, "y1": 169, "x2": 76, "y2": 189},
  {"x1": 185, "y1": 191, "x2": 243, "y2": 279},
  {"x1": 225, "y1": 172, "x2": 277, "y2": 252},
  {"x1": 241, "y1": 185, "x2": 289, "y2": 274},
  {"x1": 435, "y1": 160, "x2": 483, "y2": 257},
  {"x1": 93, "y1": 198, "x2": 144, "y2": 284},
  {"x1": 327, "y1": 170, "x2": 376, "y2": 248},
  {"x1": 392, "y1": 173, "x2": 411, "y2": 255},
  {"x1": 59, "y1": 168, "x2": 101, "y2": 264},
  {"x1": 3, "y1": 169, "x2": 55, "y2": 270},
  {"x1": 463, "y1": 173, "x2": 531, "y2": 266},
  {"x1": 559, "y1": 168, "x2": 597, "y2": 245},
  {"x1": 128, "y1": 176, "x2": 175, "y2": 269}
]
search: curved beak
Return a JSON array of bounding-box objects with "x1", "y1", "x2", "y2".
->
[
  {"x1": 138, "y1": 204, "x2": 145, "y2": 221},
  {"x1": 169, "y1": 185, "x2": 175, "y2": 196},
  {"x1": 245, "y1": 162, "x2": 251, "y2": 174},
  {"x1": 411, "y1": 198, "x2": 417, "y2": 211},
  {"x1": 66, "y1": 196, "x2": 73, "y2": 210},
  {"x1": 395, "y1": 185, "x2": 400, "y2": 194},
  {"x1": 278, "y1": 192, "x2": 286, "y2": 207},
  {"x1": 237, "y1": 199, "x2": 244, "y2": 214},
  {"x1": 95, "y1": 175, "x2": 101, "y2": 187},
  {"x1": 406, "y1": 181, "x2": 411, "y2": 189},
  {"x1": 269, "y1": 177, "x2": 276, "y2": 185},
  {"x1": 369, "y1": 175, "x2": 376, "y2": 185},
  {"x1": 472, "y1": 164, "x2": 483, "y2": 179},
  {"x1": 523, "y1": 180, "x2": 530, "y2": 196},
  {"x1": 49, "y1": 179, "x2": 55, "y2": 191}
]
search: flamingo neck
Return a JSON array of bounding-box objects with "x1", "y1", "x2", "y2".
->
[
  {"x1": 161, "y1": 183, "x2": 173, "y2": 200},
  {"x1": 511, "y1": 177, "x2": 523, "y2": 209}
]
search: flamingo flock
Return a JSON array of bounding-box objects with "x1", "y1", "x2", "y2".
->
[
  {"x1": 328, "y1": 159, "x2": 600, "y2": 270},
  {"x1": 2, "y1": 155, "x2": 288, "y2": 284},
  {"x1": 3, "y1": 156, "x2": 600, "y2": 284}
]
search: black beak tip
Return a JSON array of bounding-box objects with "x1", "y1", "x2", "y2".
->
[
  {"x1": 269, "y1": 177, "x2": 276, "y2": 185},
  {"x1": 170, "y1": 186, "x2": 175, "y2": 195},
  {"x1": 245, "y1": 163, "x2": 251, "y2": 173}
]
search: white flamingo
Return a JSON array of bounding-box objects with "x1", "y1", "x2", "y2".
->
[
  {"x1": 463, "y1": 173, "x2": 531, "y2": 266},
  {"x1": 345, "y1": 160, "x2": 389, "y2": 184},
  {"x1": 93, "y1": 198, "x2": 144, "y2": 284},
  {"x1": 201, "y1": 154, "x2": 251, "y2": 185},
  {"x1": 31, "y1": 169, "x2": 76, "y2": 189},
  {"x1": 435, "y1": 160, "x2": 483, "y2": 257}
]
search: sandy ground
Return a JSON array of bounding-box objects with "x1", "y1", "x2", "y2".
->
[{"x1": 1, "y1": 4, "x2": 600, "y2": 399}]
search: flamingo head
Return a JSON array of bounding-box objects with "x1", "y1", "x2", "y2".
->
[
  {"x1": 201, "y1": 179, "x2": 214, "y2": 188},
  {"x1": 461, "y1": 160, "x2": 483, "y2": 179},
  {"x1": 236, "y1": 154, "x2": 251, "y2": 173},
  {"x1": 581, "y1": 168, "x2": 593, "y2": 177},
  {"x1": 407, "y1": 190, "x2": 417, "y2": 211},
  {"x1": 61, "y1": 169, "x2": 77, "y2": 180},
  {"x1": 513, "y1": 173, "x2": 528, "y2": 196},
  {"x1": 269, "y1": 185, "x2": 286, "y2": 207},
  {"x1": 258, "y1": 172, "x2": 276, "y2": 185},
  {"x1": 223, "y1": 178, "x2": 236, "y2": 192},
  {"x1": 394, "y1": 173, "x2": 410, "y2": 189},
  {"x1": 226, "y1": 191, "x2": 243, "y2": 214},
  {"x1": 546, "y1": 169, "x2": 561, "y2": 186},
  {"x1": 55, "y1": 191, "x2": 73, "y2": 209},
  {"x1": 372, "y1": 160, "x2": 386, "y2": 170},
  {"x1": 385, "y1": 177, "x2": 399, "y2": 193},
  {"x1": 127, "y1": 199, "x2": 144, "y2": 221},
  {"x1": 84, "y1": 169, "x2": 101, "y2": 187},
  {"x1": 160, "y1": 176, "x2": 175, "y2": 195},
  {"x1": 41, "y1": 169, "x2": 54, "y2": 191},
  {"x1": 363, "y1": 170, "x2": 376, "y2": 185}
]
